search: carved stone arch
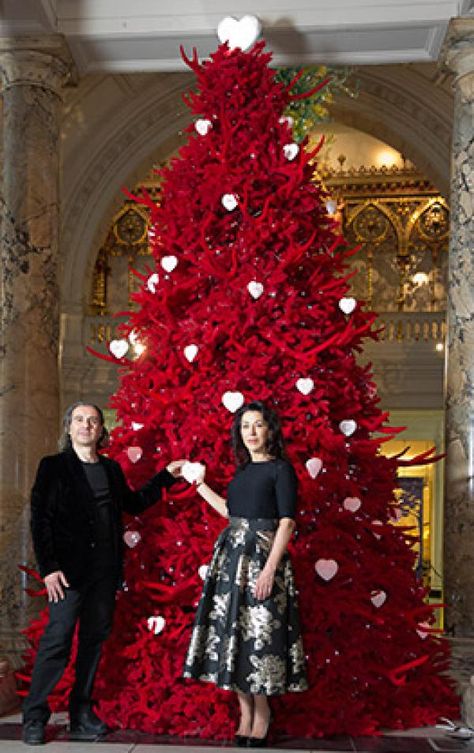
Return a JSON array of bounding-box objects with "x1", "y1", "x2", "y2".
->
[
  {"x1": 329, "y1": 65, "x2": 453, "y2": 197},
  {"x1": 60, "y1": 73, "x2": 193, "y2": 314}
]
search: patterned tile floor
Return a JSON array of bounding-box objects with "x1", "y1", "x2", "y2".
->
[{"x1": 0, "y1": 711, "x2": 471, "y2": 753}]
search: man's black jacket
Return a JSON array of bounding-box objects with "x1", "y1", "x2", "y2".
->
[{"x1": 30, "y1": 449, "x2": 176, "y2": 587}]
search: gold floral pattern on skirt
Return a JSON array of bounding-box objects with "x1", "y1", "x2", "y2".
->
[{"x1": 183, "y1": 517, "x2": 308, "y2": 695}]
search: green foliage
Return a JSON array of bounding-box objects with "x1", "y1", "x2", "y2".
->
[{"x1": 275, "y1": 66, "x2": 357, "y2": 142}]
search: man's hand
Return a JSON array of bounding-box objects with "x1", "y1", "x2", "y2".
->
[
  {"x1": 166, "y1": 459, "x2": 186, "y2": 478},
  {"x1": 44, "y1": 571, "x2": 69, "y2": 602}
]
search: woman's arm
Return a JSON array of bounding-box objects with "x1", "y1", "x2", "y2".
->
[
  {"x1": 254, "y1": 517, "x2": 295, "y2": 600},
  {"x1": 195, "y1": 481, "x2": 228, "y2": 518}
]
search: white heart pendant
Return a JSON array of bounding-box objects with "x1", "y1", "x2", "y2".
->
[
  {"x1": 296, "y1": 377, "x2": 314, "y2": 396},
  {"x1": 123, "y1": 530, "x2": 141, "y2": 548},
  {"x1": 283, "y1": 143, "x2": 299, "y2": 161},
  {"x1": 127, "y1": 446, "x2": 143, "y2": 463},
  {"x1": 247, "y1": 281, "x2": 264, "y2": 299},
  {"x1": 161, "y1": 255, "x2": 178, "y2": 273},
  {"x1": 372, "y1": 520, "x2": 383, "y2": 540},
  {"x1": 184, "y1": 344, "x2": 199, "y2": 362},
  {"x1": 305, "y1": 457, "x2": 323, "y2": 479},
  {"x1": 217, "y1": 15, "x2": 261, "y2": 51},
  {"x1": 221, "y1": 193, "x2": 238, "y2": 211},
  {"x1": 315, "y1": 559, "x2": 338, "y2": 581},
  {"x1": 339, "y1": 419, "x2": 357, "y2": 436},
  {"x1": 371, "y1": 590, "x2": 387, "y2": 608},
  {"x1": 109, "y1": 339, "x2": 129, "y2": 359},
  {"x1": 339, "y1": 297, "x2": 357, "y2": 315},
  {"x1": 222, "y1": 391, "x2": 244, "y2": 413},
  {"x1": 147, "y1": 273, "x2": 159, "y2": 293},
  {"x1": 182, "y1": 461, "x2": 205, "y2": 485},
  {"x1": 147, "y1": 615, "x2": 165, "y2": 634},
  {"x1": 343, "y1": 497, "x2": 362, "y2": 513},
  {"x1": 416, "y1": 622, "x2": 430, "y2": 639},
  {"x1": 195, "y1": 118, "x2": 212, "y2": 136}
]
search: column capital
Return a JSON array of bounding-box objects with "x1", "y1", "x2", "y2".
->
[
  {"x1": 440, "y1": 18, "x2": 474, "y2": 83},
  {"x1": 0, "y1": 34, "x2": 76, "y2": 97}
]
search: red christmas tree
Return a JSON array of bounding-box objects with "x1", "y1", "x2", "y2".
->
[{"x1": 21, "y1": 33, "x2": 457, "y2": 740}]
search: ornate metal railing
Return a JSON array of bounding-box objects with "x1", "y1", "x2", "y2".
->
[
  {"x1": 85, "y1": 311, "x2": 446, "y2": 348},
  {"x1": 376, "y1": 312, "x2": 446, "y2": 342}
]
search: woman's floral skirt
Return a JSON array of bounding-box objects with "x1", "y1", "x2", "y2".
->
[{"x1": 183, "y1": 517, "x2": 308, "y2": 695}]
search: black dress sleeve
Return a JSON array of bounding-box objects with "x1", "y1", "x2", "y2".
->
[{"x1": 274, "y1": 460, "x2": 298, "y2": 519}]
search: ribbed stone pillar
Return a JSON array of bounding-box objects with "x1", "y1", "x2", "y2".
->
[
  {"x1": 0, "y1": 36, "x2": 73, "y2": 664},
  {"x1": 441, "y1": 19, "x2": 474, "y2": 637}
]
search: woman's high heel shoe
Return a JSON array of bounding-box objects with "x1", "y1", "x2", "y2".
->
[
  {"x1": 247, "y1": 714, "x2": 272, "y2": 748},
  {"x1": 234, "y1": 734, "x2": 249, "y2": 747}
]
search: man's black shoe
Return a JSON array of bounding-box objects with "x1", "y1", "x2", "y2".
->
[
  {"x1": 69, "y1": 708, "x2": 109, "y2": 740},
  {"x1": 22, "y1": 720, "x2": 45, "y2": 745}
]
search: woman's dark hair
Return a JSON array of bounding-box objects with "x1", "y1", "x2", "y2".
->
[
  {"x1": 58, "y1": 401, "x2": 109, "y2": 451},
  {"x1": 231, "y1": 400, "x2": 286, "y2": 466}
]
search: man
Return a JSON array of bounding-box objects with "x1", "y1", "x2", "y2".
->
[{"x1": 22, "y1": 402, "x2": 183, "y2": 746}]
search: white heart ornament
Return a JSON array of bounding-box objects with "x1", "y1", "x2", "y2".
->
[
  {"x1": 147, "y1": 273, "x2": 159, "y2": 293},
  {"x1": 371, "y1": 590, "x2": 387, "y2": 608},
  {"x1": 198, "y1": 564, "x2": 208, "y2": 580},
  {"x1": 221, "y1": 193, "x2": 238, "y2": 211},
  {"x1": 195, "y1": 118, "x2": 212, "y2": 136},
  {"x1": 222, "y1": 391, "x2": 245, "y2": 413},
  {"x1": 306, "y1": 457, "x2": 323, "y2": 479},
  {"x1": 283, "y1": 143, "x2": 299, "y2": 161},
  {"x1": 147, "y1": 615, "x2": 165, "y2": 634},
  {"x1": 279, "y1": 115, "x2": 294, "y2": 127},
  {"x1": 109, "y1": 339, "x2": 129, "y2": 359},
  {"x1": 416, "y1": 622, "x2": 430, "y2": 639},
  {"x1": 131, "y1": 422, "x2": 144, "y2": 431},
  {"x1": 247, "y1": 281, "x2": 264, "y2": 300},
  {"x1": 127, "y1": 446, "x2": 143, "y2": 464},
  {"x1": 184, "y1": 344, "x2": 199, "y2": 362},
  {"x1": 339, "y1": 419, "x2": 357, "y2": 436},
  {"x1": 339, "y1": 297, "x2": 357, "y2": 315},
  {"x1": 296, "y1": 377, "x2": 314, "y2": 396},
  {"x1": 372, "y1": 520, "x2": 383, "y2": 540},
  {"x1": 217, "y1": 15, "x2": 261, "y2": 51},
  {"x1": 315, "y1": 559, "x2": 338, "y2": 581},
  {"x1": 182, "y1": 461, "x2": 205, "y2": 485},
  {"x1": 123, "y1": 530, "x2": 141, "y2": 548},
  {"x1": 343, "y1": 497, "x2": 362, "y2": 513},
  {"x1": 161, "y1": 255, "x2": 178, "y2": 273}
]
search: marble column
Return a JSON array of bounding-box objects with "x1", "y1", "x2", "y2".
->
[
  {"x1": 0, "y1": 36, "x2": 73, "y2": 664},
  {"x1": 441, "y1": 20, "x2": 474, "y2": 637}
]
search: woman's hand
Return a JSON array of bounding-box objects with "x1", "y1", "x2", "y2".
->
[
  {"x1": 254, "y1": 566, "x2": 275, "y2": 600},
  {"x1": 166, "y1": 459, "x2": 186, "y2": 477},
  {"x1": 181, "y1": 460, "x2": 206, "y2": 486}
]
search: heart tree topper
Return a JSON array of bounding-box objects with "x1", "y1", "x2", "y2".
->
[{"x1": 217, "y1": 15, "x2": 262, "y2": 51}]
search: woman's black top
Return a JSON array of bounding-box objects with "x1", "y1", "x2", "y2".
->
[{"x1": 227, "y1": 459, "x2": 297, "y2": 520}]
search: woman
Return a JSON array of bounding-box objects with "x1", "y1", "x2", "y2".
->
[{"x1": 183, "y1": 400, "x2": 307, "y2": 748}]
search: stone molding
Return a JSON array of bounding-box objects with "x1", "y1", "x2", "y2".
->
[
  {"x1": 0, "y1": 34, "x2": 75, "y2": 95},
  {"x1": 440, "y1": 18, "x2": 474, "y2": 82}
]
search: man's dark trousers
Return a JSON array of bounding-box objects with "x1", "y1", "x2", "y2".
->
[{"x1": 23, "y1": 570, "x2": 117, "y2": 723}]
